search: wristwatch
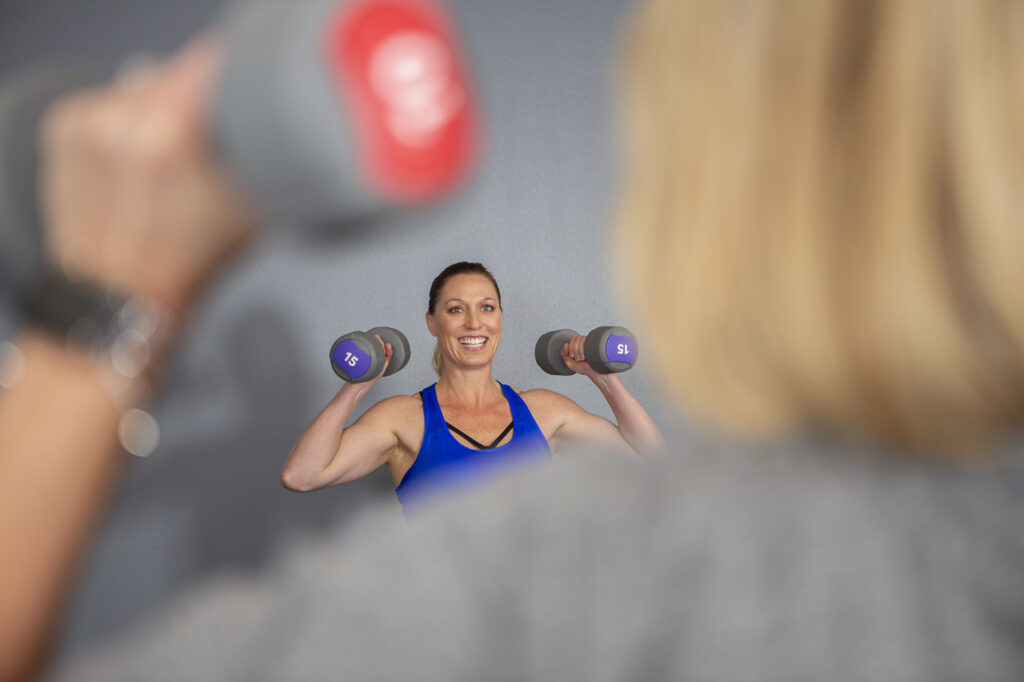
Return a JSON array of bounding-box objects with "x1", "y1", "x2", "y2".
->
[
  {"x1": 21, "y1": 267, "x2": 128, "y2": 346},
  {"x1": 18, "y1": 267, "x2": 171, "y2": 456}
]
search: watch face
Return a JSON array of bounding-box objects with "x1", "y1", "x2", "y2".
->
[{"x1": 20, "y1": 268, "x2": 121, "y2": 345}]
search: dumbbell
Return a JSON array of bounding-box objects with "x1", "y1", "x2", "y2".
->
[
  {"x1": 330, "y1": 326, "x2": 410, "y2": 382},
  {"x1": 535, "y1": 326, "x2": 639, "y2": 375},
  {"x1": 0, "y1": 0, "x2": 478, "y2": 300}
]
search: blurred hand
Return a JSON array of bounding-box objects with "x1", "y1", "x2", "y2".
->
[{"x1": 39, "y1": 36, "x2": 259, "y2": 322}]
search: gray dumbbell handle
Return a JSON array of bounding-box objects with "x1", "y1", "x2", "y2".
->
[
  {"x1": 367, "y1": 326, "x2": 411, "y2": 377},
  {"x1": 535, "y1": 329, "x2": 577, "y2": 376}
]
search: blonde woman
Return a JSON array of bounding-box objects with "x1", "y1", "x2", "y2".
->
[{"x1": 619, "y1": 0, "x2": 1024, "y2": 453}]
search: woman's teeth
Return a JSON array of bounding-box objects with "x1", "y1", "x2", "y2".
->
[{"x1": 459, "y1": 337, "x2": 486, "y2": 349}]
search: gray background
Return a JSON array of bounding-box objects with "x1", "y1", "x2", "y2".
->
[{"x1": 0, "y1": 0, "x2": 677, "y2": 663}]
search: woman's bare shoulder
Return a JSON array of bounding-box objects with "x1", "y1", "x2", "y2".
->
[
  {"x1": 517, "y1": 387, "x2": 584, "y2": 414},
  {"x1": 360, "y1": 392, "x2": 423, "y2": 422}
]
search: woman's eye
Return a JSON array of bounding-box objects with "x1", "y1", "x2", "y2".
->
[
  {"x1": 482, "y1": 305, "x2": 494, "y2": 312},
  {"x1": 448, "y1": 306, "x2": 463, "y2": 314}
]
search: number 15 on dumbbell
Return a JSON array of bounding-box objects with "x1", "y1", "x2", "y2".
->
[
  {"x1": 535, "y1": 325, "x2": 638, "y2": 375},
  {"x1": 330, "y1": 327, "x2": 410, "y2": 382}
]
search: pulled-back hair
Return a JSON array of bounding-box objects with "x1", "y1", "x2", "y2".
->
[{"x1": 428, "y1": 262, "x2": 502, "y2": 377}]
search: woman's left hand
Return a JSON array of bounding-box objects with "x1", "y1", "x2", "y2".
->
[
  {"x1": 561, "y1": 336, "x2": 602, "y2": 380},
  {"x1": 547, "y1": 334, "x2": 663, "y2": 457},
  {"x1": 40, "y1": 36, "x2": 259, "y2": 322}
]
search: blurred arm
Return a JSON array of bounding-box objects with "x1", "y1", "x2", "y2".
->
[
  {"x1": 0, "y1": 334, "x2": 126, "y2": 681},
  {"x1": 0, "y1": 37, "x2": 256, "y2": 682}
]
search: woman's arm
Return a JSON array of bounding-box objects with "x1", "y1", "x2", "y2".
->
[
  {"x1": 0, "y1": 334, "x2": 136, "y2": 681},
  {"x1": 280, "y1": 352, "x2": 409, "y2": 491},
  {"x1": 548, "y1": 336, "x2": 665, "y2": 457},
  {"x1": 580, "y1": 372, "x2": 665, "y2": 454},
  {"x1": 0, "y1": 39, "x2": 257, "y2": 681}
]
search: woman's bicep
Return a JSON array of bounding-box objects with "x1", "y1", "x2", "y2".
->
[
  {"x1": 552, "y1": 410, "x2": 631, "y2": 455},
  {"x1": 528, "y1": 390, "x2": 630, "y2": 455},
  {"x1": 313, "y1": 404, "x2": 403, "y2": 488}
]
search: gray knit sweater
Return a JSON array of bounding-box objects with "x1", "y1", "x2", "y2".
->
[{"x1": 55, "y1": 441, "x2": 1024, "y2": 681}]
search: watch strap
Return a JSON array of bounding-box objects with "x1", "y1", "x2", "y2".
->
[{"x1": 19, "y1": 267, "x2": 124, "y2": 347}]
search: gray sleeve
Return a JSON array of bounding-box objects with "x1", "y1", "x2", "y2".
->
[
  {"x1": 50, "y1": 455, "x2": 656, "y2": 682},
  {"x1": 51, "y1": 522, "x2": 498, "y2": 681},
  {"x1": 50, "y1": 447, "x2": 1024, "y2": 682}
]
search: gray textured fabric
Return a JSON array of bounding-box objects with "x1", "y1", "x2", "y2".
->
[{"x1": 53, "y1": 442, "x2": 1024, "y2": 681}]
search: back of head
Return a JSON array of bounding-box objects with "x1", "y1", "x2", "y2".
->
[{"x1": 617, "y1": 0, "x2": 1024, "y2": 454}]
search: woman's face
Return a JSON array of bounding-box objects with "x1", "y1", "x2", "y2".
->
[{"x1": 426, "y1": 273, "x2": 502, "y2": 372}]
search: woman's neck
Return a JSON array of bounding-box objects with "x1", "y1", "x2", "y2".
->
[{"x1": 435, "y1": 366, "x2": 502, "y2": 407}]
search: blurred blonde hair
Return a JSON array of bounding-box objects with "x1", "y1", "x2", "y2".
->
[{"x1": 617, "y1": 0, "x2": 1024, "y2": 453}]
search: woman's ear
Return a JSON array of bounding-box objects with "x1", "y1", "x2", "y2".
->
[{"x1": 425, "y1": 312, "x2": 437, "y2": 337}]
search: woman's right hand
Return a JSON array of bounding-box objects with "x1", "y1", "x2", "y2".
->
[
  {"x1": 375, "y1": 337, "x2": 393, "y2": 380},
  {"x1": 280, "y1": 335, "x2": 410, "y2": 492}
]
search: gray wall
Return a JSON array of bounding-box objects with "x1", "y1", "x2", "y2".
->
[{"x1": 0, "y1": 0, "x2": 678, "y2": 662}]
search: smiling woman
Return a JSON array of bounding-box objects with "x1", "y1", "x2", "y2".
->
[
  {"x1": 281, "y1": 260, "x2": 664, "y2": 514},
  {"x1": 426, "y1": 261, "x2": 503, "y2": 379}
]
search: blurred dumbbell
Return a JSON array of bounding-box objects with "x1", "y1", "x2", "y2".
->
[
  {"x1": 330, "y1": 326, "x2": 410, "y2": 382},
  {"x1": 535, "y1": 326, "x2": 638, "y2": 375},
  {"x1": 0, "y1": 0, "x2": 478, "y2": 300}
]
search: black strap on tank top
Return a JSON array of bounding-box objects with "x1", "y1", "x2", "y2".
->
[{"x1": 446, "y1": 421, "x2": 514, "y2": 450}]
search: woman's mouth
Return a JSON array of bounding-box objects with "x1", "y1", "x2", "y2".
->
[{"x1": 458, "y1": 336, "x2": 487, "y2": 351}]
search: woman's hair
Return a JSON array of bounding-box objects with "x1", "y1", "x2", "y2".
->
[
  {"x1": 427, "y1": 262, "x2": 502, "y2": 377},
  {"x1": 617, "y1": 0, "x2": 1024, "y2": 453}
]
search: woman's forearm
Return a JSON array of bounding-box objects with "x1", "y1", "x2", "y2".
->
[
  {"x1": 0, "y1": 333, "x2": 128, "y2": 681},
  {"x1": 590, "y1": 373, "x2": 665, "y2": 455},
  {"x1": 280, "y1": 382, "x2": 370, "y2": 491}
]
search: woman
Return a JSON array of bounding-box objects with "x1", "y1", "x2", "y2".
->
[
  {"x1": 281, "y1": 261, "x2": 664, "y2": 511},
  {"x1": 11, "y1": 0, "x2": 1024, "y2": 678}
]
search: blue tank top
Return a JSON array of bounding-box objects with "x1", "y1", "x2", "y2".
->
[{"x1": 395, "y1": 382, "x2": 551, "y2": 514}]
